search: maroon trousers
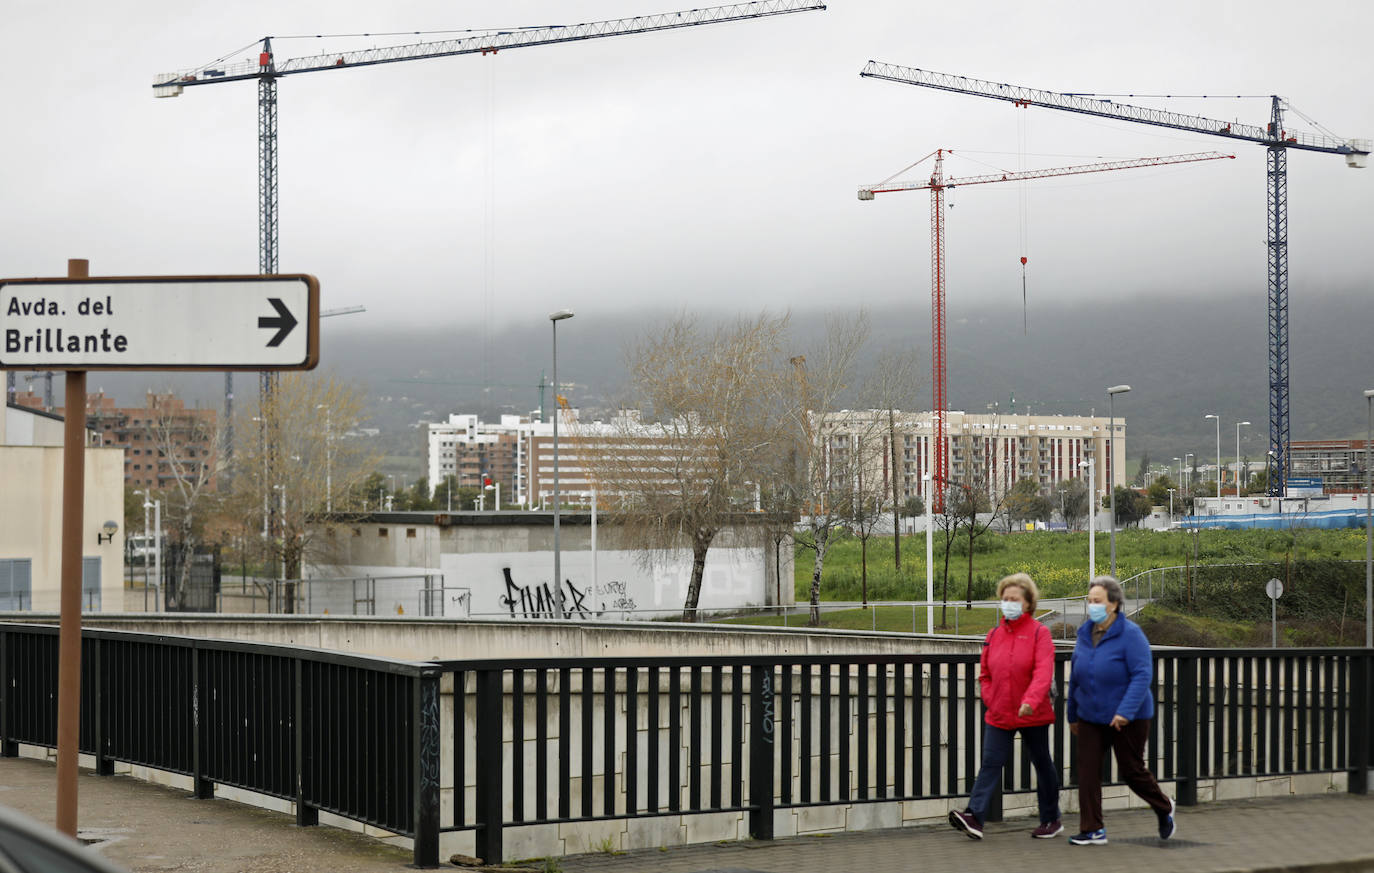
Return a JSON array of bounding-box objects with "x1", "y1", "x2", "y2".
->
[{"x1": 1076, "y1": 719, "x2": 1171, "y2": 832}]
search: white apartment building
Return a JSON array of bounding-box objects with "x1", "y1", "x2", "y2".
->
[
  {"x1": 429, "y1": 408, "x2": 1126, "y2": 511},
  {"x1": 427, "y1": 410, "x2": 670, "y2": 509}
]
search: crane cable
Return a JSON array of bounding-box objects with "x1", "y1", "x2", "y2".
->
[{"x1": 1017, "y1": 102, "x2": 1029, "y2": 336}]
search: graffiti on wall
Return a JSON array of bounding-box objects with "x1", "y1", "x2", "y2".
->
[
  {"x1": 499, "y1": 567, "x2": 593, "y2": 618},
  {"x1": 498, "y1": 568, "x2": 640, "y2": 618}
]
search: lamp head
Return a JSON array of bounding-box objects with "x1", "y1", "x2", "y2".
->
[
  {"x1": 1364, "y1": 389, "x2": 1374, "y2": 399},
  {"x1": 549, "y1": 309, "x2": 575, "y2": 322},
  {"x1": 1205, "y1": 413, "x2": 1219, "y2": 420},
  {"x1": 1107, "y1": 384, "x2": 1131, "y2": 395},
  {"x1": 1239, "y1": 420, "x2": 1251, "y2": 426}
]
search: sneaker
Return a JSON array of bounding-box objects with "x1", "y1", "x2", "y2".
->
[
  {"x1": 948, "y1": 808, "x2": 984, "y2": 840},
  {"x1": 1031, "y1": 820, "x2": 1063, "y2": 839},
  {"x1": 1068, "y1": 828, "x2": 1108, "y2": 846},
  {"x1": 1157, "y1": 796, "x2": 1176, "y2": 840}
]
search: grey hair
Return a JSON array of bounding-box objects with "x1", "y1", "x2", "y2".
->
[{"x1": 1089, "y1": 575, "x2": 1124, "y2": 608}]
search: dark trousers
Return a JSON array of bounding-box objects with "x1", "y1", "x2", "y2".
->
[
  {"x1": 968, "y1": 724, "x2": 1060, "y2": 825},
  {"x1": 1075, "y1": 718, "x2": 1170, "y2": 832}
]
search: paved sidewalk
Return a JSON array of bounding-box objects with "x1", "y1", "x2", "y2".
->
[
  {"x1": 561, "y1": 793, "x2": 1374, "y2": 873},
  {"x1": 4, "y1": 755, "x2": 1374, "y2": 872}
]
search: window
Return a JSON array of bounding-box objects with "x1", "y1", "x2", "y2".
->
[
  {"x1": 351, "y1": 527, "x2": 362, "y2": 537},
  {"x1": 379, "y1": 528, "x2": 389, "y2": 538},
  {"x1": 0, "y1": 559, "x2": 32, "y2": 610},
  {"x1": 406, "y1": 528, "x2": 417, "y2": 538}
]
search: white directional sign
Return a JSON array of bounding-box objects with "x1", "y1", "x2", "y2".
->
[{"x1": 0, "y1": 274, "x2": 318, "y2": 370}]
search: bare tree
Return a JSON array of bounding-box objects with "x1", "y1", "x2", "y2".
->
[
  {"x1": 588, "y1": 313, "x2": 791, "y2": 621},
  {"x1": 790, "y1": 314, "x2": 892, "y2": 626},
  {"x1": 142, "y1": 393, "x2": 228, "y2": 607},
  {"x1": 229, "y1": 373, "x2": 379, "y2": 591}
]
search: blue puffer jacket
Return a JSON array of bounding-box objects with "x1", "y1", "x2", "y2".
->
[{"x1": 1066, "y1": 613, "x2": 1154, "y2": 725}]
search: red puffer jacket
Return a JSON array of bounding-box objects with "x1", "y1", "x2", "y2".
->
[{"x1": 979, "y1": 612, "x2": 1055, "y2": 729}]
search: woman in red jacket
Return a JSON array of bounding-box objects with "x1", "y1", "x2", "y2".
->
[{"x1": 948, "y1": 573, "x2": 1062, "y2": 840}]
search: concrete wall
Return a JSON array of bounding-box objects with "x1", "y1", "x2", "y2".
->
[
  {"x1": 0, "y1": 445, "x2": 125, "y2": 612},
  {"x1": 60, "y1": 615, "x2": 981, "y2": 661},
  {"x1": 306, "y1": 513, "x2": 793, "y2": 620}
]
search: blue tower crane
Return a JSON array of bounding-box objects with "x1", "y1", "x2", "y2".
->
[
  {"x1": 151, "y1": 0, "x2": 825, "y2": 460},
  {"x1": 860, "y1": 62, "x2": 1369, "y2": 497}
]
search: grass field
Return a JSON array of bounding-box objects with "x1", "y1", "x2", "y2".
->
[{"x1": 798, "y1": 527, "x2": 1371, "y2": 602}]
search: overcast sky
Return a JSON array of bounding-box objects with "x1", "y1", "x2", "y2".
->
[{"x1": 3, "y1": 0, "x2": 1370, "y2": 343}]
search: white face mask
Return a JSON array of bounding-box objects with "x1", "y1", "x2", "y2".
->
[{"x1": 1000, "y1": 600, "x2": 1024, "y2": 622}]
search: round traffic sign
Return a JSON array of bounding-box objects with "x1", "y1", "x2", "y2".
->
[{"x1": 1266, "y1": 578, "x2": 1283, "y2": 600}]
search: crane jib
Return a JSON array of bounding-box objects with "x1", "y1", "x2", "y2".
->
[
  {"x1": 859, "y1": 62, "x2": 1368, "y2": 157},
  {"x1": 154, "y1": 0, "x2": 825, "y2": 91}
]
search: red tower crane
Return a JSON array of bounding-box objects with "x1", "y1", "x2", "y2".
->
[{"x1": 859, "y1": 150, "x2": 1234, "y2": 511}]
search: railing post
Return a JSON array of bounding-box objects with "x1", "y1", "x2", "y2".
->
[
  {"x1": 748, "y1": 663, "x2": 776, "y2": 840},
  {"x1": 92, "y1": 637, "x2": 112, "y2": 775},
  {"x1": 191, "y1": 644, "x2": 214, "y2": 797},
  {"x1": 1350, "y1": 653, "x2": 1370, "y2": 795},
  {"x1": 0, "y1": 628, "x2": 14, "y2": 757},
  {"x1": 292, "y1": 658, "x2": 314, "y2": 820},
  {"x1": 475, "y1": 667, "x2": 505, "y2": 864},
  {"x1": 412, "y1": 667, "x2": 441, "y2": 868},
  {"x1": 1177, "y1": 656, "x2": 1198, "y2": 806}
]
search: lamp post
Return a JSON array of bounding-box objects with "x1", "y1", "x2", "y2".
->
[
  {"x1": 1173, "y1": 457, "x2": 1181, "y2": 491},
  {"x1": 924, "y1": 473, "x2": 933, "y2": 635},
  {"x1": 137, "y1": 490, "x2": 151, "y2": 594},
  {"x1": 316, "y1": 404, "x2": 332, "y2": 513},
  {"x1": 1364, "y1": 388, "x2": 1373, "y2": 649},
  {"x1": 1185, "y1": 453, "x2": 1194, "y2": 492},
  {"x1": 1108, "y1": 385, "x2": 1131, "y2": 577},
  {"x1": 550, "y1": 309, "x2": 574, "y2": 619},
  {"x1": 1205, "y1": 413, "x2": 1221, "y2": 499},
  {"x1": 1080, "y1": 458, "x2": 1095, "y2": 579},
  {"x1": 1167, "y1": 487, "x2": 1176, "y2": 522},
  {"x1": 1235, "y1": 420, "x2": 1251, "y2": 496}
]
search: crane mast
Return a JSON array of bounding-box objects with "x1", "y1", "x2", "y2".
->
[
  {"x1": 861, "y1": 149, "x2": 1234, "y2": 512},
  {"x1": 861, "y1": 61, "x2": 1369, "y2": 497}
]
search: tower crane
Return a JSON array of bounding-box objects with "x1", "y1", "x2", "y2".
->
[
  {"x1": 860, "y1": 149, "x2": 1235, "y2": 512},
  {"x1": 151, "y1": 0, "x2": 824, "y2": 455},
  {"x1": 860, "y1": 62, "x2": 1370, "y2": 497}
]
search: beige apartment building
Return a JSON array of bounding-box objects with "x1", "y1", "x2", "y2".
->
[
  {"x1": 1, "y1": 401, "x2": 125, "y2": 612},
  {"x1": 819, "y1": 409, "x2": 1125, "y2": 504}
]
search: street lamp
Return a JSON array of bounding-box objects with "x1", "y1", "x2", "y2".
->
[
  {"x1": 1185, "y1": 453, "x2": 1194, "y2": 492},
  {"x1": 923, "y1": 473, "x2": 933, "y2": 635},
  {"x1": 1167, "y1": 487, "x2": 1176, "y2": 522},
  {"x1": 1205, "y1": 413, "x2": 1221, "y2": 499},
  {"x1": 550, "y1": 308, "x2": 575, "y2": 619},
  {"x1": 1080, "y1": 458, "x2": 1095, "y2": 579},
  {"x1": 1173, "y1": 457, "x2": 1181, "y2": 489},
  {"x1": 1235, "y1": 420, "x2": 1251, "y2": 496},
  {"x1": 316, "y1": 404, "x2": 332, "y2": 513},
  {"x1": 1107, "y1": 385, "x2": 1130, "y2": 577},
  {"x1": 1364, "y1": 388, "x2": 1373, "y2": 649}
]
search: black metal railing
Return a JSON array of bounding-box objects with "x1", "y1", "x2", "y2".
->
[
  {"x1": 1, "y1": 622, "x2": 1371, "y2": 867},
  {"x1": 0, "y1": 624, "x2": 442, "y2": 867},
  {"x1": 437, "y1": 649, "x2": 1374, "y2": 862}
]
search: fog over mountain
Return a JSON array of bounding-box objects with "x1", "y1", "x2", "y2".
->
[{"x1": 58, "y1": 286, "x2": 1371, "y2": 470}]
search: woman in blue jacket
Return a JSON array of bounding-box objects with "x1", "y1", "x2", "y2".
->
[{"x1": 1066, "y1": 576, "x2": 1175, "y2": 846}]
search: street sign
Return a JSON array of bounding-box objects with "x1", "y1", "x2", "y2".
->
[
  {"x1": 1266, "y1": 577, "x2": 1283, "y2": 600},
  {"x1": 0, "y1": 274, "x2": 318, "y2": 370}
]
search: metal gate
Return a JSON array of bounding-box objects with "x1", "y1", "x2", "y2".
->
[{"x1": 162, "y1": 545, "x2": 221, "y2": 612}]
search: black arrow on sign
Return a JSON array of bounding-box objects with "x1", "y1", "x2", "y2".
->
[{"x1": 258, "y1": 298, "x2": 298, "y2": 347}]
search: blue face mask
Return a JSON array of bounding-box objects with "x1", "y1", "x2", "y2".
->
[
  {"x1": 1000, "y1": 600, "x2": 1024, "y2": 622},
  {"x1": 1087, "y1": 602, "x2": 1110, "y2": 624}
]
